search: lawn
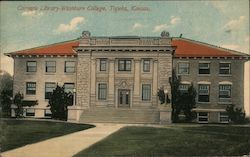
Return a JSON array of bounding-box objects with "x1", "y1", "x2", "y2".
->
[
  {"x1": 0, "y1": 119, "x2": 94, "y2": 152},
  {"x1": 74, "y1": 125, "x2": 250, "y2": 157}
]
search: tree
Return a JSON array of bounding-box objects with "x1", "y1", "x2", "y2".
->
[
  {"x1": 0, "y1": 70, "x2": 13, "y2": 93},
  {"x1": 48, "y1": 85, "x2": 73, "y2": 120},
  {"x1": 13, "y1": 92, "x2": 24, "y2": 118},
  {"x1": 226, "y1": 104, "x2": 246, "y2": 124},
  {"x1": 181, "y1": 83, "x2": 197, "y2": 122},
  {"x1": 169, "y1": 69, "x2": 182, "y2": 122},
  {"x1": 0, "y1": 90, "x2": 12, "y2": 117}
]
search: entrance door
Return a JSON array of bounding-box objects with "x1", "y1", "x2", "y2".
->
[{"x1": 118, "y1": 90, "x2": 130, "y2": 107}]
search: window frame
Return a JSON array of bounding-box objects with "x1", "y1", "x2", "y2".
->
[
  {"x1": 142, "y1": 84, "x2": 151, "y2": 101},
  {"x1": 98, "y1": 83, "x2": 107, "y2": 100},
  {"x1": 45, "y1": 82, "x2": 56, "y2": 99},
  {"x1": 118, "y1": 59, "x2": 132, "y2": 71},
  {"x1": 26, "y1": 61, "x2": 37, "y2": 72},
  {"x1": 179, "y1": 84, "x2": 190, "y2": 94},
  {"x1": 219, "y1": 84, "x2": 231, "y2": 99},
  {"x1": 143, "y1": 59, "x2": 150, "y2": 72},
  {"x1": 26, "y1": 82, "x2": 36, "y2": 95},
  {"x1": 219, "y1": 63, "x2": 231, "y2": 75},
  {"x1": 100, "y1": 59, "x2": 107, "y2": 71},
  {"x1": 219, "y1": 112, "x2": 229, "y2": 123},
  {"x1": 25, "y1": 108, "x2": 35, "y2": 117},
  {"x1": 198, "y1": 63, "x2": 210, "y2": 74},
  {"x1": 64, "y1": 83, "x2": 75, "y2": 94},
  {"x1": 64, "y1": 61, "x2": 76, "y2": 73},
  {"x1": 178, "y1": 62, "x2": 189, "y2": 75},
  {"x1": 45, "y1": 61, "x2": 56, "y2": 73},
  {"x1": 198, "y1": 84, "x2": 210, "y2": 102},
  {"x1": 198, "y1": 112, "x2": 209, "y2": 123}
]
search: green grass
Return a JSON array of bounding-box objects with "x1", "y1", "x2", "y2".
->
[
  {"x1": 0, "y1": 119, "x2": 94, "y2": 152},
  {"x1": 74, "y1": 125, "x2": 250, "y2": 157}
]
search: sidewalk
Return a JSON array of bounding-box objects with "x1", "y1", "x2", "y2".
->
[{"x1": 1, "y1": 123, "x2": 124, "y2": 157}]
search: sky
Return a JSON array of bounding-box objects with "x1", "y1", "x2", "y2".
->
[{"x1": 0, "y1": 1, "x2": 249, "y2": 75}]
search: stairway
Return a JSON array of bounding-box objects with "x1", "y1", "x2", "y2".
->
[{"x1": 79, "y1": 107, "x2": 160, "y2": 124}]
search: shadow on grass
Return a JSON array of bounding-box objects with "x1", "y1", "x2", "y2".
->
[
  {"x1": 0, "y1": 119, "x2": 94, "y2": 152},
  {"x1": 74, "y1": 125, "x2": 250, "y2": 157}
]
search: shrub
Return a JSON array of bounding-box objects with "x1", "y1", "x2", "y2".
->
[
  {"x1": 48, "y1": 85, "x2": 73, "y2": 120},
  {"x1": 0, "y1": 90, "x2": 12, "y2": 118},
  {"x1": 226, "y1": 104, "x2": 246, "y2": 124},
  {"x1": 13, "y1": 92, "x2": 24, "y2": 118}
]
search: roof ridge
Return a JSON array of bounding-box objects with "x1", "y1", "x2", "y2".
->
[{"x1": 172, "y1": 37, "x2": 248, "y2": 56}]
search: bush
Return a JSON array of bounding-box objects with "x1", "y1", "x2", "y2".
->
[
  {"x1": 226, "y1": 104, "x2": 246, "y2": 124},
  {"x1": 48, "y1": 85, "x2": 73, "y2": 120},
  {"x1": 13, "y1": 92, "x2": 24, "y2": 118},
  {"x1": 0, "y1": 90, "x2": 12, "y2": 118}
]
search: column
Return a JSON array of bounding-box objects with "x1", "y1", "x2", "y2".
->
[
  {"x1": 108, "y1": 58, "x2": 115, "y2": 107},
  {"x1": 152, "y1": 59, "x2": 158, "y2": 107},
  {"x1": 90, "y1": 58, "x2": 96, "y2": 107},
  {"x1": 133, "y1": 59, "x2": 141, "y2": 107}
]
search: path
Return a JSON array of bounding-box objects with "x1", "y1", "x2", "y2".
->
[{"x1": 1, "y1": 123, "x2": 124, "y2": 157}]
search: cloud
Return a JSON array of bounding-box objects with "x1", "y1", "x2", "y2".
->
[
  {"x1": 21, "y1": 10, "x2": 44, "y2": 17},
  {"x1": 132, "y1": 23, "x2": 143, "y2": 29},
  {"x1": 55, "y1": 17, "x2": 85, "y2": 34},
  {"x1": 153, "y1": 24, "x2": 168, "y2": 33},
  {"x1": 224, "y1": 16, "x2": 246, "y2": 32},
  {"x1": 170, "y1": 16, "x2": 181, "y2": 25},
  {"x1": 220, "y1": 44, "x2": 240, "y2": 51},
  {"x1": 152, "y1": 16, "x2": 181, "y2": 33}
]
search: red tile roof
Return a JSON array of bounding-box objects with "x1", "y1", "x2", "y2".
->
[
  {"x1": 6, "y1": 37, "x2": 247, "y2": 57},
  {"x1": 9, "y1": 40, "x2": 79, "y2": 56},
  {"x1": 172, "y1": 38, "x2": 246, "y2": 57}
]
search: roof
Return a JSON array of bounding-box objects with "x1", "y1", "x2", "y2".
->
[
  {"x1": 5, "y1": 37, "x2": 248, "y2": 57},
  {"x1": 172, "y1": 37, "x2": 247, "y2": 57},
  {"x1": 6, "y1": 40, "x2": 79, "y2": 56}
]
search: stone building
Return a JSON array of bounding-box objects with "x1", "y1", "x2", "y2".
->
[{"x1": 6, "y1": 31, "x2": 250, "y2": 123}]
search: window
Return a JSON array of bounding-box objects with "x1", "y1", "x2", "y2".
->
[
  {"x1": 179, "y1": 84, "x2": 189, "y2": 94},
  {"x1": 64, "y1": 83, "x2": 75, "y2": 94},
  {"x1": 178, "y1": 62, "x2": 189, "y2": 74},
  {"x1": 25, "y1": 108, "x2": 35, "y2": 117},
  {"x1": 219, "y1": 84, "x2": 231, "y2": 98},
  {"x1": 142, "y1": 84, "x2": 151, "y2": 101},
  {"x1": 26, "y1": 61, "x2": 37, "y2": 72},
  {"x1": 45, "y1": 82, "x2": 56, "y2": 99},
  {"x1": 100, "y1": 59, "x2": 107, "y2": 71},
  {"x1": 219, "y1": 63, "x2": 231, "y2": 75},
  {"x1": 65, "y1": 61, "x2": 75, "y2": 73},
  {"x1": 45, "y1": 61, "x2": 56, "y2": 73},
  {"x1": 198, "y1": 112, "x2": 208, "y2": 123},
  {"x1": 98, "y1": 83, "x2": 107, "y2": 100},
  {"x1": 26, "y1": 82, "x2": 36, "y2": 95},
  {"x1": 143, "y1": 60, "x2": 150, "y2": 72},
  {"x1": 118, "y1": 59, "x2": 131, "y2": 71},
  {"x1": 44, "y1": 109, "x2": 52, "y2": 117},
  {"x1": 198, "y1": 84, "x2": 210, "y2": 102},
  {"x1": 219, "y1": 112, "x2": 229, "y2": 123},
  {"x1": 199, "y1": 63, "x2": 210, "y2": 74}
]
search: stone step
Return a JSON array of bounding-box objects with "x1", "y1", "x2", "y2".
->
[{"x1": 79, "y1": 107, "x2": 160, "y2": 124}]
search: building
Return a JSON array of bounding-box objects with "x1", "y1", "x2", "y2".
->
[{"x1": 5, "y1": 31, "x2": 250, "y2": 123}]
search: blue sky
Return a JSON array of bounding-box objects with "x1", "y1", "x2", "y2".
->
[{"x1": 0, "y1": 1, "x2": 249, "y2": 75}]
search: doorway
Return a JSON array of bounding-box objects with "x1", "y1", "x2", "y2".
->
[{"x1": 118, "y1": 89, "x2": 130, "y2": 107}]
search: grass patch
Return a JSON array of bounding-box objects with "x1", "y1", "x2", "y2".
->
[
  {"x1": 75, "y1": 125, "x2": 250, "y2": 157},
  {"x1": 0, "y1": 119, "x2": 94, "y2": 152}
]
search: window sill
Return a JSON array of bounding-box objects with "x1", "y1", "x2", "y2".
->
[
  {"x1": 197, "y1": 102, "x2": 211, "y2": 104},
  {"x1": 64, "y1": 72, "x2": 75, "y2": 75},
  {"x1": 177, "y1": 73, "x2": 189, "y2": 76},
  {"x1": 45, "y1": 73, "x2": 56, "y2": 75},
  {"x1": 218, "y1": 101, "x2": 232, "y2": 105},
  {"x1": 219, "y1": 74, "x2": 232, "y2": 77},
  {"x1": 25, "y1": 72, "x2": 37, "y2": 75},
  {"x1": 198, "y1": 74, "x2": 211, "y2": 76}
]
